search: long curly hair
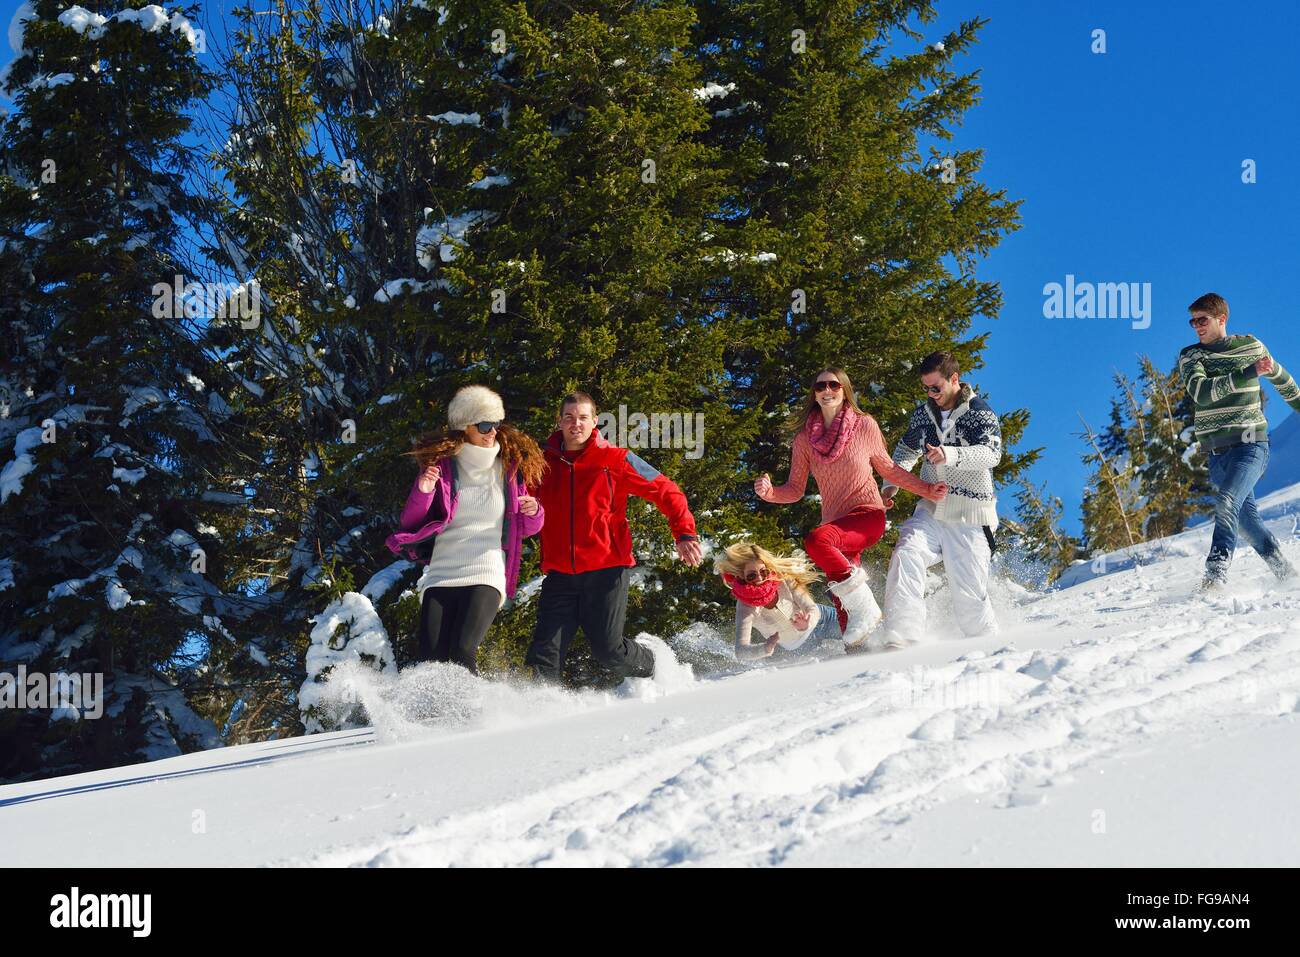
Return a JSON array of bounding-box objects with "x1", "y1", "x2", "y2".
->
[
  {"x1": 404, "y1": 423, "x2": 547, "y2": 488},
  {"x1": 713, "y1": 542, "x2": 822, "y2": 598},
  {"x1": 785, "y1": 366, "x2": 865, "y2": 435}
]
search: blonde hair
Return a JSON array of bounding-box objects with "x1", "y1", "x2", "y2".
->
[{"x1": 713, "y1": 542, "x2": 822, "y2": 598}]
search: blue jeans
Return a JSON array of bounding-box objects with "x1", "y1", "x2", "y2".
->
[
  {"x1": 1206, "y1": 441, "x2": 1278, "y2": 579},
  {"x1": 809, "y1": 603, "x2": 843, "y2": 643}
]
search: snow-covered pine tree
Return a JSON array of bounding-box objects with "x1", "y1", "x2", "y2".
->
[
  {"x1": 200, "y1": 0, "x2": 762, "y2": 693},
  {"x1": 0, "y1": 1, "x2": 250, "y2": 780},
  {"x1": 688, "y1": 0, "x2": 1033, "y2": 556}
]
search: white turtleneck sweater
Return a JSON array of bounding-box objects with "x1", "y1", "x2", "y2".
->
[{"x1": 416, "y1": 441, "x2": 507, "y2": 606}]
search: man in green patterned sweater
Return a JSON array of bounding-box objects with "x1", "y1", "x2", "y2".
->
[{"x1": 1179, "y1": 292, "x2": 1300, "y2": 589}]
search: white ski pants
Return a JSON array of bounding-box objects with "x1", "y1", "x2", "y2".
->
[{"x1": 882, "y1": 508, "x2": 997, "y2": 643}]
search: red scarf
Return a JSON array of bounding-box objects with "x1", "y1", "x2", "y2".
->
[
  {"x1": 805, "y1": 404, "x2": 859, "y2": 464},
  {"x1": 723, "y1": 572, "x2": 780, "y2": 608}
]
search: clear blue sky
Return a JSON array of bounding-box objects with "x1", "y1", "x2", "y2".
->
[{"x1": 927, "y1": 0, "x2": 1300, "y2": 532}]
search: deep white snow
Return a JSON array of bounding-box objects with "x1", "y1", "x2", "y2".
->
[{"x1": 2, "y1": 481, "x2": 1299, "y2": 867}]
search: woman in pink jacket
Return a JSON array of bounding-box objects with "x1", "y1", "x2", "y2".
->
[
  {"x1": 755, "y1": 368, "x2": 946, "y2": 650},
  {"x1": 386, "y1": 386, "x2": 545, "y2": 674}
]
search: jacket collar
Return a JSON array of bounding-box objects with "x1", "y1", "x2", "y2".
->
[
  {"x1": 545, "y1": 428, "x2": 612, "y2": 457},
  {"x1": 926, "y1": 382, "x2": 975, "y2": 429}
]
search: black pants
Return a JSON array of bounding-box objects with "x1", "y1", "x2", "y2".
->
[
  {"x1": 525, "y1": 566, "x2": 653, "y2": 682},
  {"x1": 417, "y1": 585, "x2": 501, "y2": 675}
]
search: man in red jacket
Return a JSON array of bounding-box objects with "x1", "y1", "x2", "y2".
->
[{"x1": 526, "y1": 391, "x2": 703, "y2": 682}]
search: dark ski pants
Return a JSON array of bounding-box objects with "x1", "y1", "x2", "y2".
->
[
  {"x1": 418, "y1": 585, "x2": 501, "y2": 675},
  {"x1": 525, "y1": 566, "x2": 654, "y2": 682}
]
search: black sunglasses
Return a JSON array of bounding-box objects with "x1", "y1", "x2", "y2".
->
[
  {"x1": 743, "y1": 566, "x2": 770, "y2": 583},
  {"x1": 473, "y1": 420, "x2": 502, "y2": 433},
  {"x1": 813, "y1": 381, "x2": 843, "y2": 393},
  {"x1": 923, "y1": 383, "x2": 945, "y2": 395},
  {"x1": 1188, "y1": 315, "x2": 1217, "y2": 328}
]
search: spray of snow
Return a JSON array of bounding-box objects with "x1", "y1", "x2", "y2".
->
[
  {"x1": 300, "y1": 592, "x2": 397, "y2": 733},
  {"x1": 617, "y1": 634, "x2": 697, "y2": 701},
  {"x1": 302, "y1": 628, "x2": 705, "y2": 745}
]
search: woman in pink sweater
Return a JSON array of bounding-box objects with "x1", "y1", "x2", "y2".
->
[{"x1": 755, "y1": 367, "x2": 947, "y2": 649}]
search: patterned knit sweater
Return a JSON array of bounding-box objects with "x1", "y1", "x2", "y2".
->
[
  {"x1": 764, "y1": 412, "x2": 936, "y2": 523},
  {"x1": 1177, "y1": 334, "x2": 1300, "y2": 452},
  {"x1": 881, "y1": 384, "x2": 1002, "y2": 528}
]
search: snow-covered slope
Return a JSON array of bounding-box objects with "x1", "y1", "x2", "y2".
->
[
  {"x1": 1256, "y1": 411, "x2": 1300, "y2": 499},
  {"x1": 3, "y1": 487, "x2": 1300, "y2": 867}
]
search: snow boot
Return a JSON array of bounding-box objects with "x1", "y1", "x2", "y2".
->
[
  {"x1": 1199, "y1": 558, "x2": 1230, "y2": 594},
  {"x1": 827, "y1": 565, "x2": 882, "y2": 650},
  {"x1": 865, "y1": 628, "x2": 913, "y2": 652},
  {"x1": 1264, "y1": 549, "x2": 1297, "y2": 584}
]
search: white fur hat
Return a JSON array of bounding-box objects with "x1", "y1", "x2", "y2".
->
[{"x1": 448, "y1": 385, "x2": 505, "y2": 431}]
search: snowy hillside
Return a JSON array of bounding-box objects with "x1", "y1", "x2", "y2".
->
[
  {"x1": 1256, "y1": 412, "x2": 1300, "y2": 500},
  {"x1": 3, "y1": 485, "x2": 1300, "y2": 867}
]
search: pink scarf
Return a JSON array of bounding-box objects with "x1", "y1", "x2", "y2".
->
[
  {"x1": 723, "y1": 573, "x2": 780, "y2": 608},
  {"x1": 805, "y1": 404, "x2": 859, "y2": 464}
]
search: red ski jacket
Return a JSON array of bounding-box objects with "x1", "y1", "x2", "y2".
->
[{"x1": 533, "y1": 429, "x2": 697, "y2": 576}]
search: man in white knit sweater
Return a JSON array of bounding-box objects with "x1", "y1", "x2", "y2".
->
[{"x1": 876, "y1": 351, "x2": 1002, "y2": 649}]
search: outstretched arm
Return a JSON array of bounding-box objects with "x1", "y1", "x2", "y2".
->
[
  {"x1": 863, "y1": 416, "x2": 938, "y2": 499},
  {"x1": 762, "y1": 435, "x2": 812, "y2": 504},
  {"x1": 881, "y1": 409, "x2": 926, "y2": 498},
  {"x1": 734, "y1": 602, "x2": 776, "y2": 659},
  {"x1": 617, "y1": 451, "x2": 697, "y2": 542}
]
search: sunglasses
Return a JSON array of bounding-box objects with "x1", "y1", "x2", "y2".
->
[
  {"x1": 813, "y1": 381, "x2": 843, "y2": 393},
  {"x1": 743, "y1": 566, "x2": 770, "y2": 583},
  {"x1": 923, "y1": 383, "x2": 945, "y2": 395},
  {"x1": 473, "y1": 420, "x2": 502, "y2": 433},
  {"x1": 1188, "y1": 315, "x2": 1218, "y2": 328}
]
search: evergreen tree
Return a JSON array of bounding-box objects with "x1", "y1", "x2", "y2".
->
[
  {"x1": 1134, "y1": 354, "x2": 1211, "y2": 540},
  {"x1": 0, "y1": 1, "x2": 247, "y2": 780},
  {"x1": 1010, "y1": 479, "x2": 1078, "y2": 586},
  {"x1": 1078, "y1": 357, "x2": 1212, "y2": 561},
  {"x1": 688, "y1": 0, "x2": 1034, "y2": 559},
  {"x1": 1078, "y1": 407, "x2": 1141, "y2": 556}
]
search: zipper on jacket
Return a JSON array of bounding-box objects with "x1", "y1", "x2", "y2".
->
[
  {"x1": 568, "y1": 458, "x2": 576, "y2": 573},
  {"x1": 603, "y1": 467, "x2": 613, "y2": 500}
]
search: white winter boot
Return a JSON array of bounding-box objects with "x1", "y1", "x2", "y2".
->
[
  {"x1": 866, "y1": 627, "x2": 913, "y2": 652},
  {"x1": 827, "y1": 565, "x2": 883, "y2": 650}
]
